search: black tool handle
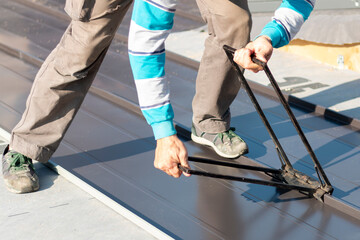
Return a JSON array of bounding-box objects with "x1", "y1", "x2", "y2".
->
[
  {"x1": 178, "y1": 164, "x2": 316, "y2": 193},
  {"x1": 222, "y1": 45, "x2": 266, "y2": 68},
  {"x1": 222, "y1": 44, "x2": 332, "y2": 189},
  {"x1": 223, "y1": 45, "x2": 293, "y2": 169},
  {"x1": 251, "y1": 56, "x2": 266, "y2": 68}
]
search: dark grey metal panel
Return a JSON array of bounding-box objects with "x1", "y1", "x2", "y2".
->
[
  {"x1": 56, "y1": 92, "x2": 360, "y2": 240},
  {"x1": 1, "y1": 3, "x2": 360, "y2": 211},
  {"x1": 2, "y1": 48, "x2": 360, "y2": 239}
]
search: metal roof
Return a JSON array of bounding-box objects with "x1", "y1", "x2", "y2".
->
[{"x1": 1, "y1": 0, "x2": 360, "y2": 239}]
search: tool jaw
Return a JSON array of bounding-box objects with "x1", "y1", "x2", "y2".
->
[{"x1": 280, "y1": 166, "x2": 333, "y2": 201}]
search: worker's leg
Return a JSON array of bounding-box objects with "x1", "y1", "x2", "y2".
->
[
  {"x1": 192, "y1": 0, "x2": 251, "y2": 133},
  {"x1": 10, "y1": 0, "x2": 133, "y2": 163}
]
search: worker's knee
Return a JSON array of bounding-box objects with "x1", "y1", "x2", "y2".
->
[
  {"x1": 53, "y1": 23, "x2": 110, "y2": 80},
  {"x1": 214, "y1": 8, "x2": 252, "y2": 48},
  {"x1": 65, "y1": 0, "x2": 133, "y2": 22},
  {"x1": 201, "y1": 0, "x2": 252, "y2": 48},
  {"x1": 55, "y1": 0, "x2": 133, "y2": 79},
  {"x1": 227, "y1": 7, "x2": 252, "y2": 47}
]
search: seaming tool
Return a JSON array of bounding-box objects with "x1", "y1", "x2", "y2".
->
[{"x1": 178, "y1": 45, "x2": 333, "y2": 201}]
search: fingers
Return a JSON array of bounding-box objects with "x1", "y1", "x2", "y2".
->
[
  {"x1": 168, "y1": 167, "x2": 182, "y2": 178},
  {"x1": 154, "y1": 135, "x2": 191, "y2": 178},
  {"x1": 233, "y1": 48, "x2": 263, "y2": 73},
  {"x1": 155, "y1": 159, "x2": 182, "y2": 178},
  {"x1": 233, "y1": 36, "x2": 273, "y2": 73},
  {"x1": 254, "y1": 52, "x2": 268, "y2": 63},
  {"x1": 178, "y1": 141, "x2": 191, "y2": 177}
]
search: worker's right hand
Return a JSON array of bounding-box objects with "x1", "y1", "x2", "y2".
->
[
  {"x1": 154, "y1": 134, "x2": 191, "y2": 178},
  {"x1": 233, "y1": 35, "x2": 273, "y2": 73}
]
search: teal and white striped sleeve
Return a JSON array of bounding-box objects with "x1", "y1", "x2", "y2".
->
[
  {"x1": 128, "y1": 0, "x2": 177, "y2": 140},
  {"x1": 259, "y1": 0, "x2": 316, "y2": 48}
]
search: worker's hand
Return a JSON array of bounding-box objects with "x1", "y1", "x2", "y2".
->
[
  {"x1": 233, "y1": 35, "x2": 273, "y2": 73},
  {"x1": 154, "y1": 135, "x2": 191, "y2": 178}
]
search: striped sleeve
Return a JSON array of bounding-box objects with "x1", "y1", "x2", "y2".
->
[
  {"x1": 128, "y1": 0, "x2": 177, "y2": 140},
  {"x1": 259, "y1": 0, "x2": 316, "y2": 48}
]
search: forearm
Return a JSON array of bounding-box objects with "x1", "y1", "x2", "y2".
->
[
  {"x1": 259, "y1": 0, "x2": 316, "y2": 48},
  {"x1": 128, "y1": 0, "x2": 177, "y2": 139}
]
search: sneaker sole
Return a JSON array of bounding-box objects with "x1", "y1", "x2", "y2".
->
[
  {"x1": 4, "y1": 178, "x2": 40, "y2": 194},
  {"x1": 191, "y1": 133, "x2": 246, "y2": 159}
]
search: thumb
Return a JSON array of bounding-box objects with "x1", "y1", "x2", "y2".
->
[
  {"x1": 255, "y1": 54, "x2": 268, "y2": 63},
  {"x1": 253, "y1": 49, "x2": 268, "y2": 64},
  {"x1": 179, "y1": 149, "x2": 191, "y2": 177}
]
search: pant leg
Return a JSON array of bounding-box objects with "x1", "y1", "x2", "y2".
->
[
  {"x1": 192, "y1": 0, "x2": 251, "y2": 133},
  {"x1": 10, "y1": 0, "x2": 133, "y2": 163}
]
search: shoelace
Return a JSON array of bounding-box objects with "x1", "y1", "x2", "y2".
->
[
  {"x1": 218, "y1": 127, "x2": 241, "y2": 142},
  {"x1": 8, "y1": 152, "x2": 34, "y2": 171}
]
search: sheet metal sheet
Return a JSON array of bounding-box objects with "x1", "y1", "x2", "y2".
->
[
  {"x1": 0, "y1": 0, "x2": 360, "y2": 207},
  {"x1": 1, "y1": 1, "x2": 360, "y2": 239},
  {"x1": 1, "y1": 60, "x2": 360, "y2": 238}
]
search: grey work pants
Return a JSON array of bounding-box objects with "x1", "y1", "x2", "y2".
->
[
  {"x1": 193, "y1": 0, "x2": 251, "y2": 133},
  {"x1": 10, "y1": 0, "x2": 251, "y2": 163}
]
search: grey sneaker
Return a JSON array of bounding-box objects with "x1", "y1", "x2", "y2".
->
[
  {"x1": 2, "y1": 146, "x2": 39, "y2": 193},
  {"x1": 191, "y1": 124, "x2": 249, "y2": 158}
]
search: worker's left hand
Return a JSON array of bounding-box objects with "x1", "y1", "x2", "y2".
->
[
  {"x1": 154, "y1": 134, "x2": 191, "y2": 178},
  {"x1": 233, "y1": 35, "x2": 273, "y2": 73}
]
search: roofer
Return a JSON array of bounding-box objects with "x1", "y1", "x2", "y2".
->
[{"x1": 2, "y1": 0, "x2": 315, "y2": 193}]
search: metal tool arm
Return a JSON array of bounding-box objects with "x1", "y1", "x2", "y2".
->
[
  {"x1": 176, "y1": 45, "x2": 333, "y2": 202},
  {"x1": 223, "y1": 44, "x2": 332, "y2": 193}
]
